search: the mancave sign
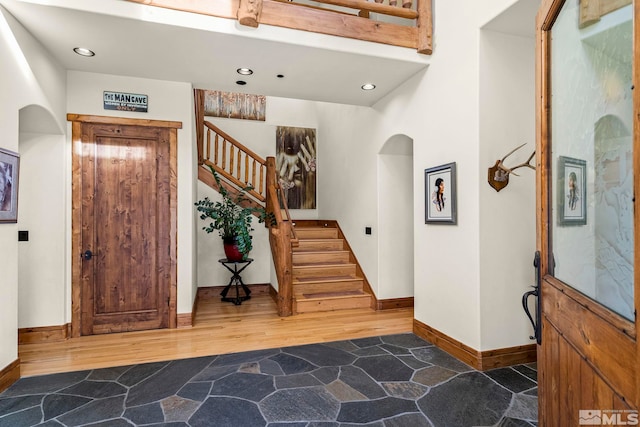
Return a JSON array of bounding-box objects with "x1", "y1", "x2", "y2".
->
[{"x1": 103, "y1": 91, "x2": 148, "y2": 112}]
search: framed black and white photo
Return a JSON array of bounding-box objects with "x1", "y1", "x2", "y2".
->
[
  {"x1": 0, "y1": 148, "x2": 19, "y2": 223},
  {"x1": 558, "y1": 156, "x2": 586, "y2": 226},
  {"x1": 425, "y1": 162, "x2": 457, "y2": 225}
]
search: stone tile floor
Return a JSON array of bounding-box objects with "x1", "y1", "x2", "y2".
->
[{"x1": 0, "y1": 334, "x2": 537, "y2": 426}]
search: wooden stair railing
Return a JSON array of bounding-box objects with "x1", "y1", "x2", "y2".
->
[
  {"x1": 125, "y1": 0, "x2": 433, "y2": 54},
  {"x1": 265, "y1": 157, "x2": 297, "y2": 316},
  {"x1": 201, "y1": 120, "x2": 267, "y2": 203}
]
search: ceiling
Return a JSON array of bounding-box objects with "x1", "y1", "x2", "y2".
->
[{"x1": 0, "y1": 0, "x2": 430, "y2": 106}]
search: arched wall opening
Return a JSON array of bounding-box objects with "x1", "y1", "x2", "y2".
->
[
  {"x1": 377, "y1": 134, "x2": 414, "y2": 299},
  {"x1": 17, "y1": 104, "x2": 67, "y2": 330}
]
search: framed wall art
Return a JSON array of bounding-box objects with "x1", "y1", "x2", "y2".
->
[
  {"x1": 0, "y1": 148, "x2": 19, "y2": 223},
  {"x1": 558, "y1": 155, "x2": 586, "y2": 226},
  {"x1": 425, "y1": 162, "x2": 457, "y2": 225}
]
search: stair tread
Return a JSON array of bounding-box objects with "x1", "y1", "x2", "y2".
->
[
  {"x1": 296, "y1": 290, "x2": 370, "y2": 300},
  {"x1": 293, "y1": 260, "x2": 353, "y2": 267},
  {"x1": 294, "y1": 238, "x2": 343, "y2": 242},
  {"x1": 293, "y1": 275, "x2": 362, "y2": 284}
]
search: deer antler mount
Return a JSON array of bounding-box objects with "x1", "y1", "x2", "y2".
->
[{"x1": 488, "y1": 143, "x2": 535, "y2": 192}]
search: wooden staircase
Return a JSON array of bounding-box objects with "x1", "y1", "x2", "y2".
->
[{"x1": 292, "y1": 221, "x2": 373, "y2": 314}]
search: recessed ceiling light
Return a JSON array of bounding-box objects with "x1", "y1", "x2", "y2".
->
[
  {"x1": 73, "y1": 47, "x2": 95, "y2": 57},
  {"x1": 236, "y1": 80, "x2": 247, "y2": 86},
  {"x1": 361, "y1": 83, "x2": 376, "y2": 91},
  {"x1": 237, "y1": 68, "x2": 253, "y2": 75}
]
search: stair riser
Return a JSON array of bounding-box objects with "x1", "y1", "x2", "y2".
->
[
  {"x1": 293, "y1": 265, "x2": 356, "y2": 279},
  {"x1": 295, "y1": 295, "x2": 371, "y2": 313},
  {"x1": 294, "y1": 240, "x2": 344, "y2": 252},
  {"x1": 294, "y1": 280, "x2": 364, "y2": 295},
  {"x1": 293, "y1": 252, "x2": 350, "y2": 264},
  {"x1": 295, "y1": 228, "x2": 339, "y2": 239}
]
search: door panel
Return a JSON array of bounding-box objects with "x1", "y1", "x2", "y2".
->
[
  {"x1": 70, "y1": 115, "x2": 180, "y2": 336},
  {"x1": 536, "y1": 0, "x2": 638, "y2": 424}
]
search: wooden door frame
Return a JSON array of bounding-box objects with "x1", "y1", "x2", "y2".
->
[
  {"x1": 535, "y1": 0, "x2": 640, "y2": 416},
  {"x1": 68, "y1": 114, "x2": 181, "y2": 337}
]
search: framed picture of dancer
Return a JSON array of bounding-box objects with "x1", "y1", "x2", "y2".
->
[
  {"x1": 558, "y1": 156, "x2": 586, "y2": 226},
  {"x1": 0, "y1": 148, "x2": 19, "y2": 223},
  {"x1": 425, "y1": 162, "x2": 456, "y2": 225}
]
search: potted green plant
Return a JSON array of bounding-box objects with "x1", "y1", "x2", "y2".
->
[{"x1": 195, "y1": 167, "x2": 270, "y2": 261}]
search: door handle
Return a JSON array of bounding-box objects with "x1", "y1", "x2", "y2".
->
[
  {"x1": 522, "y1": 251, "x2": 541, "y2": 345},
  {"x1": 82, "y1": 250, "x2": 93, "y2": 260}
]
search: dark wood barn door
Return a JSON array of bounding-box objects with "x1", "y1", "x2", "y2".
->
[
  {"x1": 69, "y1": 115, "x2": 180, "y2": 336},
  {"x1": 536, "y1": 1, "x2": 638, "y2": 424}
]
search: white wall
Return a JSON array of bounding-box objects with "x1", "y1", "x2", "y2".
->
[
  {"x1": 0, "y1": 5, "x2": 66, "y2": 371},
  {"x1": 479, "y1": 30, "x2": 536, "y2": 350},
  {"x1": 67, "y1": 71, "x2": 197, "y2": 315},
  {"x1": 378, "y1": 136, "x2": 414, "y2": 299},
  {"x1": 18, "y1": 132, "x2": 67, "y2": 328}
]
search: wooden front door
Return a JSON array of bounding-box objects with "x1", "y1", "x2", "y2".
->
[
  {"x1": 536, "y1": 1, "x2": 638, "y2": 425},
  {"x1": 69, "y1": 115, "x2": 180, "y2": 336}
]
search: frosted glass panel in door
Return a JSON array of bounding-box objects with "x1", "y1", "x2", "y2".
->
[{"x1": 550, "y1": 0, "x2": 634, "y2": 320}]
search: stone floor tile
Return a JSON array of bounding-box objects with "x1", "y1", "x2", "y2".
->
[
  {"x1": 397, "y1": 355, "x2": 433, "y2": 370},
  {"x1": 326, "y1": 380, "x2": 367, "y2": 402},
  {"x1": 411, "y1": 347, "x2": 473, "y2": 373},
  {"x1": 505, "y1": 394, "x2": 537, "y2": 422},
  {"x1": 381, "y1": 381, "x2": 428, "y2": 399},
  {"x1": 191, "y1": 364, "x2": 238, "y2": 382},
  {"x1": 123, "y1": 402, "x2": 164, "y2": 425},
  {"x1": 485, "y1": 368, "x2": 537, "y2": 393},
  {"x1": 1, "y1": 371, "x2": 89, "y2": 397},
  {"x1": 283, "y1": 344, "x2": 357, "y2": 367},
  {"x1": 189, "y1": 396, "x2": 265, "y2": 426},
  {"x1": 209, "y1": 372, "x2": 275, "y2": 401},
  {"x1": 338, "y1": 366, "x2": 386, "y2": 399},
  {"x1": 176, "y1": 382, "x2": 211, "y2": 402},
  {"x1": 324, "y1": 340, "x2": 359, "y2": 352},
  {"x1": 312, "y1": 367, "x2": 340, "y2": 385},
  {"x1": 524, "y1": 387, "x2": 538, "y2": 396},
  {"x1": 412, "y1": 365, "x2": 457, "y2": 387},
  {"x1": 239, "y1": 362, "x2": 261, "y2": 373},
  {"x1": 513, "y1": 365, "x2": 537, "y2": 382},
  {"x1": 57, "y1": 395, "x2": 125, "y2": 426},
  {"x1": 418, "y1": 372, "x2": 512, "y2": 427},
  {"x1": 350, "y1": 337, "x2": 383, "y2": 348},
  {"x1": 118, "y1": 362, "x2": 169, "y2": 387},
  {"x1": 260, "y1": 359, "x2": 286, "y2": 376},
  {"x1": 88, "y1": 366, "x2": 130, "y2": 381},
  {"x1": 42, "y1": 394, "x2": 91, "y2": 421},
  {"x1": 384, "y1": 412, "x2": 433, "y2": 427},
  {"x1": 353, "y1": 346, "x2": 389, "y2": 357},
  {"x1": 269, "y1": 353, "x2": 317, "y2": 375},
  {"x1": 381, "y1": 334, "x2": 432, "y2": 349},
  {"x1": 276, "y1": 373, "x2": 322, "y2": 389},
  {"x1": 495, "y1": 416, "x2": 536, "y2": 426},
  {"x1": 83, "y1": 418, "x2": 134, "y2": 426},
  {"x1": 337, "y1": 397, "x2": 418, "y2": 423},
  {"x1": 211, "y1": 349, "x2": 279, "y2": 367},
  {"x1": 261, "y1": 387, "x2": 340, "y2": 423},
  {"x1": 0, "y1": 395, "x2": 43, "y2": 415},
  {"x1": 0, "y1": 406, "x2": 43, "y2": 427},
  {"x1": 379, "y1": 344, "x2": 411, "y2": 355},
  {"x1": 161, "y1": 396, "x2": 201, "y2": 422},
  {"x1": 354, "y1": 355, "x2": 414, "y2": 382},
  {"x1": 126, "y1": 357, "x2": 212, "y2": 406},
  {"x1": 60, "y1": 380, "x2": 127, "y2": 399}
]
